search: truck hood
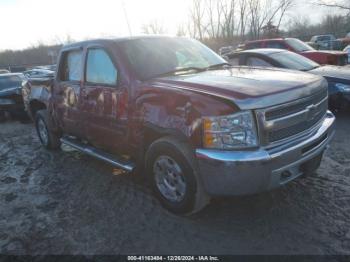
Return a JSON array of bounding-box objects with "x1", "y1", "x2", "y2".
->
[
  {"x1": 0, "y1": 86, "x2": 22, "y2": 97},
  {"x1": 310, "y1": 65, "x2": 350, "y2": 82},
  {"x1": 151, "y1": 67, "x2": 326, "y2": 110}
]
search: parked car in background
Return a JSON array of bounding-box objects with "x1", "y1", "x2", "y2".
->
[
  {"x1": 23, "y1": 36, "x2": 335, "y2": 214},
  {"x1": 338, "y1": 33, "x2": 350, "y2": 49},
  {"x1": 0, "y1": 73, "x2": 26, "y2": 121},
  {"x1": 35, "y1": 65, "x2": 57, "y2": 71},
  {"x1": 0, "y1": 69, "x2": 10, "y2": 74},
  {"x1": 306, "y1": 41, "x2": 319, "y2": 50},
  {"x1": 309, "y1": 34, "x2": 342, "y2": 50},
  {"x1": 23, "y1": 68, "x2": 55, "y2": 79},
  {"x1": 226, "y1": 49, "x2": 350, "y2": 109},
  {"x1": 219, "y1": 46, "x2": 234, "y2": 56},
  {"x1": 243, "y1": 38, "x2": 348, "y2": 65}
]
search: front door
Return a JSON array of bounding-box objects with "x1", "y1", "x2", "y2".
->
[
  {"x1": 80, "y1": 47, "x2": 128, "y2": 152},
  {"x1": 53, "y1": 48, "x2": 84, "y2": 137}
]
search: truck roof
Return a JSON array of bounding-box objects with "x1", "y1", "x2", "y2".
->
[{"x1": 62, "y1": 35, "x2": 182, "y2": 50}]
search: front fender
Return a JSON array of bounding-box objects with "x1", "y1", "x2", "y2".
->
[
  {"x1": 132, "y1": 85, "x2": 238, "y2": 149},
  {"x1": 23, "y1": 78, "x2": 53, "y2": 118}
]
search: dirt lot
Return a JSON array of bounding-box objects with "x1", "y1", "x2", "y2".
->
[{"x1": 0, "y1": 111, "x2": 349, "y2": 255}]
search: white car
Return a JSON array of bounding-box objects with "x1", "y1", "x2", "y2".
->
[{"x1": 344, "y1": 45, "x2": 350, "y2": 64}]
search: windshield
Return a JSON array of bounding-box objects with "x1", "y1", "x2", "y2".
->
[
  {"x1": 286, "y1": 38, "x2": 314, "y2": 52},
  {"x1": 119, "y1": 37, "x2": 226, "y2": 80},
  {"x1": 270, "y1": 51, "x2": 320, "y2": 71},
  {"x1": 0, "y1": 75, "x2": 22, "y2": 90}
]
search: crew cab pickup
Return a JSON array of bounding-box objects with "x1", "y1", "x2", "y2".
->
[
  {"x1": 23, "y1": 36, "x2": 336, "y2": 214},
  {"x1": 244, "y1": 38, "x2": 348, "y2": 66}
]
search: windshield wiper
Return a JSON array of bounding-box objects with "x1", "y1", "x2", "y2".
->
[
  {"x1": 205, "y1": 62, "x2": 232, "y2": 70},
  {"x1": 151, "y1": 67, "x2": 206, "y2": 79},
  {"x1": 149, "y1": 63, "x2": 232, "y2": 79}
]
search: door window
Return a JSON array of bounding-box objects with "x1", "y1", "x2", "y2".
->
[
  {"x1": 86, "y1": 49, "x2": 117, "y2": 86},
  {"x1": 60, "y1": 50, "x2": 83, "y2": 81}
]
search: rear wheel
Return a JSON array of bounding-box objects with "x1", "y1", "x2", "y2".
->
[
  {"x1": 145, "y1": 136, "x2": 210, "y2": 215},
  {"x1": 35, "y1": 109, "x2": 61, "y2": 150}
]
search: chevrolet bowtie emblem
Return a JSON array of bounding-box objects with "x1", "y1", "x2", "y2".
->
[{"x1": 306, "y1": 104, "x2": 318, "y2": 120}]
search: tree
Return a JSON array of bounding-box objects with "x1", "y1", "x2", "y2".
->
[
  {"x1": 238, "y1": 0, "x2": 248, "y2": 39},
  {"x1": 247, "y1": 0, "x2": 294, "y2": 39},
  {"x1": 189, "y1": 0, "x2": 207, "y2": 40},
  {"x1": 317, "y1": 0, "x2": 350, "y2": 15},
  {"x1": 141, "y1": 20, "x2": 166, "y2": 35}
]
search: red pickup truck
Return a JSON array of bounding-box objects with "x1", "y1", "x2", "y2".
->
[
  {"x1": 244, "y1": 38, "x2": 348, "y2": 66},
  {"x1": 23, "y1": 36, "x2": 335, "y2": 214}
]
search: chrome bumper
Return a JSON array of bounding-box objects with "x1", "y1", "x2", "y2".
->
[{"x1": 195, "y1": 111, "x2": 336, "y2": 196}]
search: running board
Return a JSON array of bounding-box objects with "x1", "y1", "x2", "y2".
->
[{"x1": 60, "y1": 137, "x2": 135, "y2": 172}]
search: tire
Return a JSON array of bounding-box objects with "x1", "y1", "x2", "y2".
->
[
  {"x1": 145, "y1": 136, "x2": 210, "y2": 215},
  {"x1": 35, "y1": 109, "x2": 61, "y2": 150}
]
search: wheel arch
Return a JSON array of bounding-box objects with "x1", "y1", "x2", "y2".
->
[{"x1": 29, "y1": 99, "x2": 47, "y2": 119}]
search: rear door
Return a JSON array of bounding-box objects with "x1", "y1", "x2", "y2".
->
[
  {"x1": 53, "y1": 48, "x2": 84, "y2": 137},
  {"x1": 80, "y1": 46, "x2": 128, "y2": 152}
]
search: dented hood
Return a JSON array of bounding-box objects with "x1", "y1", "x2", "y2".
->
[{"x1": 151, "y1": 67, "x2": 327, "y2": 110}]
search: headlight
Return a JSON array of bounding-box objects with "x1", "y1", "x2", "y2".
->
[
  {"x1": 203, "y1": 111, "x2": 258, "y2": 150},
  {"x1": 335, "y1": 83, "x2": 350, "y2": 93}
]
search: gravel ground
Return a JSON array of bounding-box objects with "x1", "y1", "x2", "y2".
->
[{"x1": 0, "y1": 111, "x2": 349, "y2": 255}]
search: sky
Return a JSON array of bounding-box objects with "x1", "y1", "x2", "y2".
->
[{"x1": 0, "y1": 0, "x2": 340, "y2": 51}]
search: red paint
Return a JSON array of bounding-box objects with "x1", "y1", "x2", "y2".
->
[{"x1": 244, "y1": 38, "x2": 348, "y2": 65}]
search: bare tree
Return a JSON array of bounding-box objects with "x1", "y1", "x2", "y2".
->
[
  {"x1": 247, "y1": 0, "x2": 294, "y2": 39},
  {"x1": 276, "y1": 0, "x2": 295, "y2": 31},
  {"x1": 219, "y1": 0, "x2": 236, "y2": 38},
  {"x1": 238, "y1": 0, "x2": 248, "y2": 39},
  {"x1": 141, "y1": 20, "x2": 166, "y2": 35},
  {"x1": 176, "y1": 24, "x2": 187, "y2": 37},
  {"x1": 316, "y1": 0, "x2": 350, "y2": 14},
  {"x1": 189, "y1": 0, "x2": 207, "y2": 40}
]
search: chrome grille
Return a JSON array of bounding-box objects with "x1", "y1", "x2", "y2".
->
[
  {"x1": 265, "y1": 89, "x2": 327, "y2": 121},
  {"x1": 256, "y1": 89, "x2": 328, "y2": 145}
]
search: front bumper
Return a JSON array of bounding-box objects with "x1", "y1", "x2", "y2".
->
[
  {"x1": 0, "y1": 97, "x2": 25, "y2": 113},
  {"x1": 195, "y1": 111, "x2": 336, "y2": 196}
]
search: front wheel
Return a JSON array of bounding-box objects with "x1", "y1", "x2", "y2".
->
[
  {"x1": 35, "y1": 109, "x2": 61, "y2": 150},
  {"x1": 145, "y1": 136, "x2": 210, "y2": 215}
]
